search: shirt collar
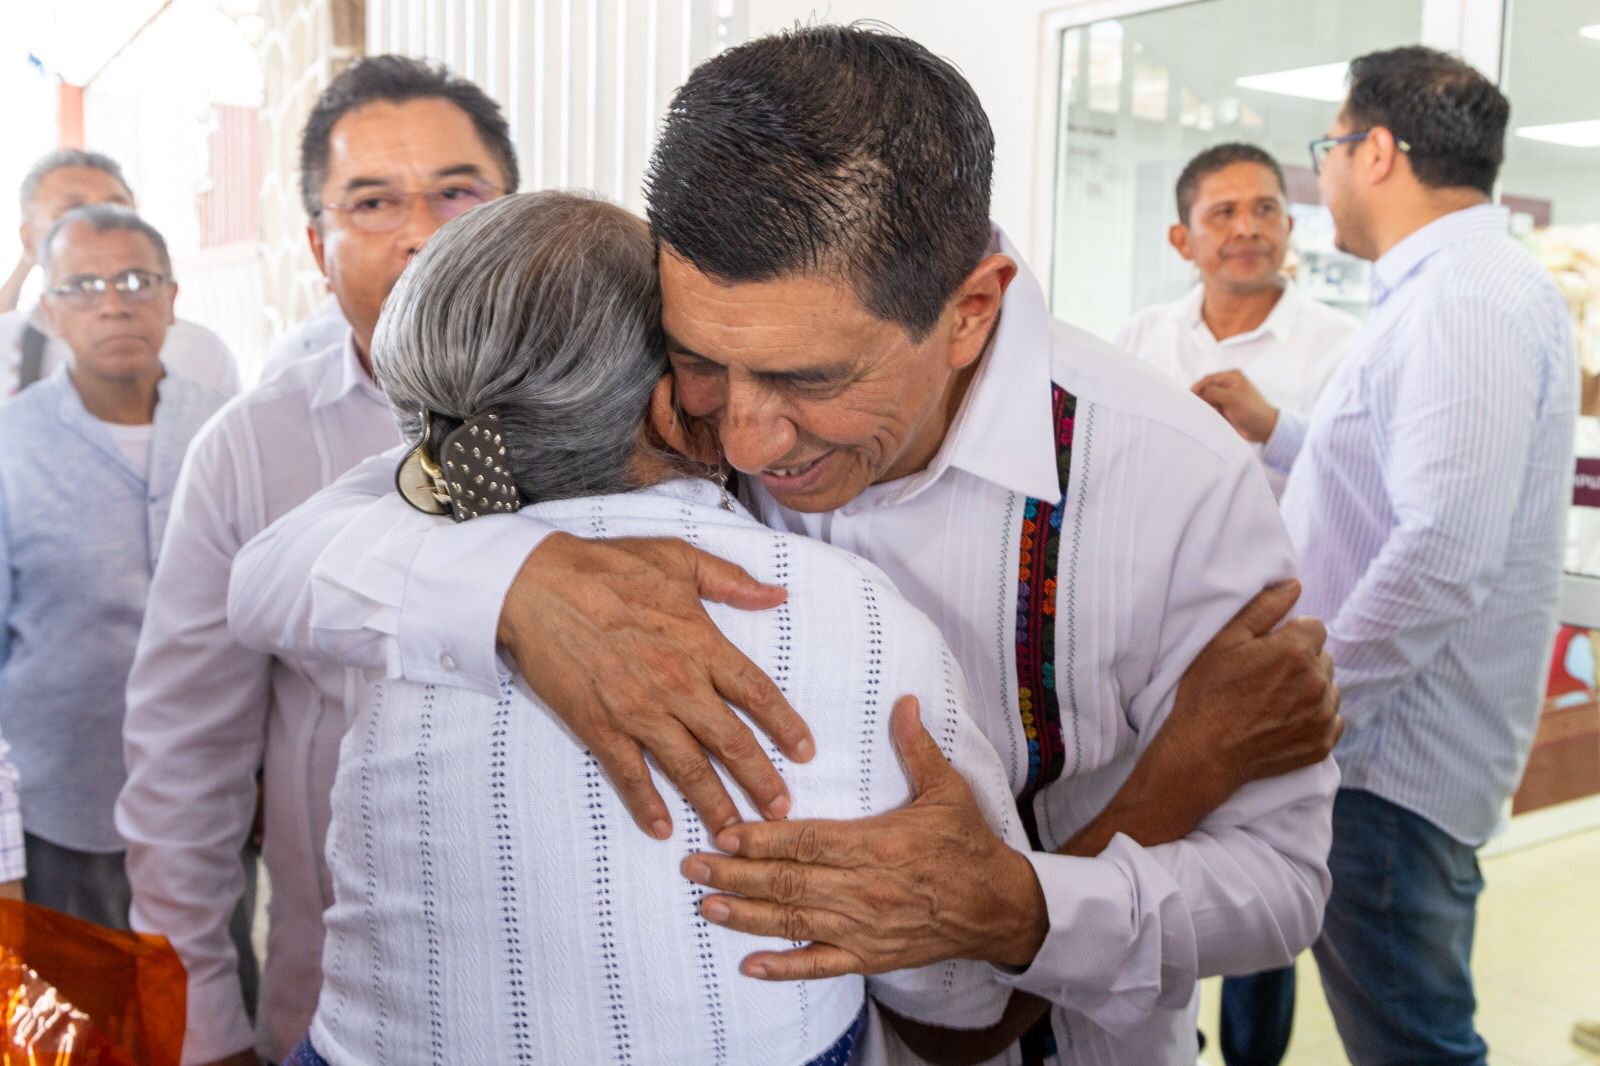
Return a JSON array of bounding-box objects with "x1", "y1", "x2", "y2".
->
[
  {"x1": 879, "y1": 226, "x2": 1060, "y2": 508},
  {"x1": 309, "y1": 329, "x2": 383, "y2": 411},
  {"x1": 1179, "y1": 281, "x2": 1302, "y2": 344},
  {"x1": 1370, "y1": 203, "x2": 1509, "y2": 307}
]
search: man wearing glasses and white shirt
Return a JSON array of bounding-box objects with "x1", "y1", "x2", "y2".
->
[
  {"x1": 0, "y1": 207, "x2": 225, "y2": 929},
  {"x1": 0, "y1": 149, "x2": 239, "y2": 399},
  {"x1": 115, "y1": 56, "x2": 516, "y2": 1066},
  {"x1": 1117, "y1": 143, "x2": 1358, "y2": 500}
]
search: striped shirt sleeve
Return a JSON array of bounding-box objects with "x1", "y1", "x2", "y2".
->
[{"x1": 0, "y1": 731, "x2": 24, "y2": 882}]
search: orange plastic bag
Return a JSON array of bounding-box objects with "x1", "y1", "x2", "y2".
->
[{"x1": 0, "y1": 900, "x2": 184, "y2": 1065}]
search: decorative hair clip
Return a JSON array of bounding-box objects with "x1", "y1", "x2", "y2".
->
[{"x1": 395, "y1": 409, "x2": 522, "y2": 522}]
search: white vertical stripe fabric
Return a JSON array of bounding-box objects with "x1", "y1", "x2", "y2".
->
[
  {"x1": 307, "y1": 478, "x2": 1020, "y2": 1064},
  {"x1": 366, "y1": 0, "x2": 745, "y2": 214},
  {"x1": 1274, "y1": 204, "x2": 1578, "y2": 846}
]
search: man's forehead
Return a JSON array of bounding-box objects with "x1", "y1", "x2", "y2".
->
[
  {"x1": 324, "y1": 98, "x2": 499, "y2": 186},
  {"x1": 50, "y1": 225, "x2": 161, "y2": 271},
  {"x1": 1196, "y1": 163, "x2": 1284, "y2": 201},
  {"x1": 34, "y1": 167, "x2": 132, "y2": 208}
]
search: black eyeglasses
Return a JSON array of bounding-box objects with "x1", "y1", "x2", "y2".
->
[
  {"x1": 1309, "y1": 129, "x2": 1411, "y2": 174},
  {"x1": 47, "y1": 268, "x2": 171, "y2": 309}
]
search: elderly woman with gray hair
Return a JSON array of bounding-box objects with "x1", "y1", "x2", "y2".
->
[{"x1": 293, "y1": 191, "x2": 1023, "y2": 1065}]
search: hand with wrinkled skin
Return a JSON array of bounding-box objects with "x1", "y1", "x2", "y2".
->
[
  {"x1": 1062, "y1": 580, "x2": 1341, "y2": 858},
  {"x1": 496, "y1": 532, "x2": 815, "y2": 839},
  {"x1": 682, "y1": 697, "x2": 1047, "y2": 980},
  {"x1": 1193, "y1": 368, "x2": 1280, "y2": 443}
]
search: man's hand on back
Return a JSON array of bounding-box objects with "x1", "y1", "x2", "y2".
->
[{"x1": 497, "y1": 532, "x2": 816, "y2": 839}]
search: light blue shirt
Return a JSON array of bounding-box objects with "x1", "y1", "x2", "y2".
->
[
  {"x1": 0, "y1": 367, "x2": 225, "y2": 852},
  {"x1": 1266, "y1": 204, "x2": 1577, "y2": 845}
]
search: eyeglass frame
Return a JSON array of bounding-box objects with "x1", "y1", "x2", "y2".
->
[
  {"x1": 46, "y1": 268, "x2": 172, "y2": 309},
  {"x1": 313, "y1": 178, "x2": 504, "y2": 233},
  {"x1": 1308, "y1": 129, "x2": 1412, "y2": 175}
]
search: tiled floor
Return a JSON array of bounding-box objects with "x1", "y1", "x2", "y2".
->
[{"x1": 1196, "y1": 826, "x2": 1600, "y2": 1066}]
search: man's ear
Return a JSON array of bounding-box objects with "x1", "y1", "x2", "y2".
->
[
  {"x1": 40, "y1": 296, "x2": 62, "y2": 336},
  {"x1": 1169, "y1": 222, "x2": 1194, "y2": 261},
  {"x1": 947, "y1": 253, "x2": 1018, "y2": 371},
  {"x1": 307, "y1": 221, "x2": 329, "y2": 278},
  {"x1": 648, "y1": 373, "x2": 722, "y2": 465},
  {"x1": 1366, "y1": 126, "x2": 1405, "y2": 185},
  {"x1": 163, "y1": 279, "x2": 179, "y2": 325}
]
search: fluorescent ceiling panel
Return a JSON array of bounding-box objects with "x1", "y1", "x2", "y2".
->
[
  {"x1": 1515, "y1": 120, "x2": 1600, "y2": 148},
  {"x1": 1235, "y1": 62, "x2": 1349, "y2": 103}
]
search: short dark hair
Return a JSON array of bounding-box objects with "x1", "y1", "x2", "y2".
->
[
  {"x1": 645, "y1": 24, "x2": 995, "y2": 340},
  {"x1": 1174, "y1": 143, "x2": 1286, "y2": 223},
  {"x1": 1344, "y1": 46, "x2": 1508, "y2": 195},
  {"x1": 20, "y1": 148, "x2": 132, "y2": 214},
  {"x1": 39, "y1": 204, "x2": 172, "y2": 278},
  {"x1": 298, "y1": 54, "x2": 519, "y2": 217}
]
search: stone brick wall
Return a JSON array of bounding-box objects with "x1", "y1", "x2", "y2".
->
[{"x1": 257, "y1": 0, "x2": 363, "y2": 345}]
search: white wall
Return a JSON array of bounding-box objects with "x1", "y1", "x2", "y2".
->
[{"x1": 368, "y1": 0, "x2": 747, "y2": 216}]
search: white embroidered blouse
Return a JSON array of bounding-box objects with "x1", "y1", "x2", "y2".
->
[{"x1": 307, "y1": 478, "x2": 1021, "y2": 1065}]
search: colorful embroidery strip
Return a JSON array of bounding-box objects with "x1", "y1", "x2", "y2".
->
[{"x1": 1014, "y1": 384, "x2": 1076, "y2": 851}]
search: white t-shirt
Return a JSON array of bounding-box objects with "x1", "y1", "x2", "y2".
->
[
  {"x1": 0, "y1": 306, "x2": 241, "y2": 399},
  {"x1": 100, "y1": 420, "x2": 155, "y2": 478},
  {"x1": 1116, "y1": 282, "x2": 1359, "y2": 496}
]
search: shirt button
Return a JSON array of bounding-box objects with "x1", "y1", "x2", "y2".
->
[{"x1": 440, "y1": 652, "x2": 458, "y2": 672}]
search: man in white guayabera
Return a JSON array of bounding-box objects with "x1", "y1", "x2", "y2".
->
[{"x1": 234, "y1": 27, "x2": 1344, "y2": 1064}]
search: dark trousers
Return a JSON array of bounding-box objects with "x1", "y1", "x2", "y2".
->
[
  {"x1": 22, "y1": 833, "x2": 132, "y2": 929},
  {"x1": 1220, "y1": 965, "x2": 1296, "y2": 1066},
  {"x1": 234, "y1": 843, "x2": 261, "y2": 1021},
  {"x1": 22, "y1": 834, "x2": 259, "y2": 1023},
  {"x1": 1312, "y1": 788, "x2": 1488, "y2": 1066}
]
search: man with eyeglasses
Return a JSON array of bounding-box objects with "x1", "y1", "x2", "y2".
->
[
  {"x1": 115, "y1": 55, "x2": 516, "y2": 1066},
  {"x1": 0, "y1": 149, "x2": 239, "y2": 398},
  {"x1": 0, "y1": 205, "x2": 226, "y2": 931},
  {"x1": 1196, "y1": 47, "x2": 1576, "y2": 1064}
]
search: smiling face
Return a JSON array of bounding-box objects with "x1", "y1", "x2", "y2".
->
[
  {"x1": 661, "y1": 247, "x2": 1011, "y2": 513},
  {"x1": 41, "y1": 223, "x2": 175, "y2": 383},
  {"x1": 307, "y1": 97, "x2": 509, "y2": 355},
  {"x1": 1170, "y1": 161, "x2": 1291, "y2": 295}
]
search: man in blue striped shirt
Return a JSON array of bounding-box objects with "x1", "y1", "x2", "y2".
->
[{"x1": 1196, "y1": 46, "x2": 1576, "y2": 1066}]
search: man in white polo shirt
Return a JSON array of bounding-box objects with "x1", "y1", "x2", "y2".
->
[
  {"x1": 0, "y1": 149, "x2": 239, "y2": 398},
  {"x1": 1117, "y1": 143, "x2": 1357, "y2": 498}
]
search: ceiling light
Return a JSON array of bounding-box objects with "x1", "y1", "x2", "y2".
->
[
  {"x1": 1235, "y1": 62, "x2": 1349, "y2": 103},
  {"x1": 1516, "y1": 120, "x2": 1600, "y2": 148},
  {"x1": 1580, "y1": 24, "x2": 1600, "y2": 41}
]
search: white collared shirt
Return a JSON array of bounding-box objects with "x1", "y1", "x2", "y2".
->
[
  {"x1": 228, "y1": 230, "x2": 1337, "y2": 1066},
  {"x1": 1116, "y1": 282, "x2": 1358, "y2": 497},
  {"x1": 262, "y1": 294, "x2": 350, "y2": 382},
  {"x1": 117, "y1": 334, "x2": 399, "y2": 1065},
  {"x1": 1265, "y1": 205, "x2": 1577, "y2": 846},
  {"x1": 311, "y1": 478, "x2": 1020, "y2": 1065},
  {"x1": 0, "y1": 369, "x2": 224, "y2": 854},
  {"x1": 0, "y1": 304, "x2": 241, "y2": 399}
]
